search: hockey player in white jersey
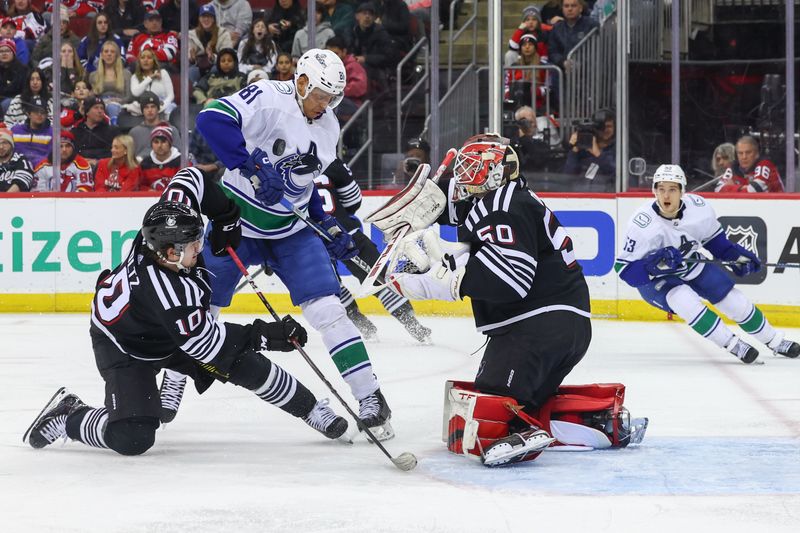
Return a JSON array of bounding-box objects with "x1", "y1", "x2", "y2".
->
[
  {"x1": 195, "y1": 49, "x2": 394, "y2": 439},
  {"x1": 615, "y1": 164, "x2": 799, "y2": 363}
]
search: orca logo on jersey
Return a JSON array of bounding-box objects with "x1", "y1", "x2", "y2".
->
[{"x1": 273, "y1": 141, "x2": 322, "y2": 185}]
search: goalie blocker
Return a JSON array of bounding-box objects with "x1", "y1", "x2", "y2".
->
[{"x1": 443, "y1": 381, "x2": 648, "y2": 467}]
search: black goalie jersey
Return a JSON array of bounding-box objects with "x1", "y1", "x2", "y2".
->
[
  {"x1": 90, "y1": 168, "x2": 253, "y2": 364},
  {"x1": 439, "y1": 176, "x2": 590, "y2": 333}
]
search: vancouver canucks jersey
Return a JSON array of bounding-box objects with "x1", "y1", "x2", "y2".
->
[
  {"x1": 196, "y1": 80, "x2": 340, "y2": 240},
  {"x1": 438, "y1": 177, "x2": 590, "y2": 334},
  {"x1": 615, "y1": 194, "x2": 724, "y2": 282}
]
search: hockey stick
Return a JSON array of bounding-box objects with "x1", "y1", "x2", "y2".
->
[
  {"x1": 234, "y1": 265, "x2": 267, "y2": 295},
  {"x1": 683, "y1": 257, "x2": 800, "y2": 269},
  {"x1": 225, "y1": 245, "x2": 418, "y2": 472},
  {"x1": 278, "y1": 198, "x2": 374, "y2": 277}
]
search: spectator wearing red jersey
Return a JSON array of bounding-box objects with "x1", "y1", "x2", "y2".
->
[
  {"x1": 5, "y1": 0, "x2": 46, "y2": 49},
  {"x1": 0, "y1": 16, "x2": 29, "y2": 66},
  {"x1": 125, "y1": 10, "x2": 180, "y2": 68},
  {"x1": 505, "y1": 33, "x2": 547, "y2": 109},
  {"x1": 715, "y1": 135, "x2": 785, "y2": 193},
  {"x1": 139, "y1": 123, "x2": 182, "y2": 190},
  {"x1": 95, "y1": 134, "x2": 142, "y2": 192},
  {"x1": 32, "y1": 131, "x2": 95, "y2": 192},
  {"x1": 506, "y1": 6, "x2": 551, "y2": 67}
]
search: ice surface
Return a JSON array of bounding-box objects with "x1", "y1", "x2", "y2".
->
[{"x1": 2, "y1": 314, "x2": 799, "y2": 532}]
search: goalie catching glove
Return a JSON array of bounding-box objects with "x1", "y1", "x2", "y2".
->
[{"x1": 388, "y1": 252, "x2": 467, "y2": 301}]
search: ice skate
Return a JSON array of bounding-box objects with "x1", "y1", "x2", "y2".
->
[
  {"x1": 159, "y1": 370, "x2": 187, "y2": 424},
  {"x1": 727, "y1": 337, "x2": 760, "y2": 364},
  {"x1": 358, "y1": 389, "x2": 394, "y2": 441},
  {"x1": 392, "y1": 302, "x2": 432, "y2": 344},
  {"x1": 302, "y1": 398, "x2": 349, "y2": 440},
  {"x1": 346, "y1": 303, "x2": 378, "y2": 341},
  {"x1": 481, "y1": 428, "x2": 555, "y2": 467},
  {"x1": 768, "y1": 333, "x2": 800, "y2": 358},
  {"x1": 23, "y1": 387, "x2": 86, "y2": 449}
]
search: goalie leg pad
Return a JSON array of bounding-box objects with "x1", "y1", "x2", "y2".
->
[
  {"x1": 533, "y1": 383, "x2": 649, "y2": 448},
  {"x1": 443, "y1": 381, "x2": 551, "y2": 464}
]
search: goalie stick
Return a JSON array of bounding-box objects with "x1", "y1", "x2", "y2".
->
[{"x1": 226, "y1": 245, "x2": 418, "y2": 472}]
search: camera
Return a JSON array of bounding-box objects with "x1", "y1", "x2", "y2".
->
[{"x1": 572, "y1": 119, "x2": 598, "y2": 151}]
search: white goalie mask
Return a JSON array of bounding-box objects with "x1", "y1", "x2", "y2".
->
[{"x1": 294, "y1": 48, "x2": 346, "y2": 110}]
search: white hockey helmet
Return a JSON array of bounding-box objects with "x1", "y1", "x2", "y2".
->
[
  {"x1": 294, "y1": 48, "x2": 346, "y2": 109},
  {"x1": 652, "y1": 164, "x2": 687, "y2": 193}
]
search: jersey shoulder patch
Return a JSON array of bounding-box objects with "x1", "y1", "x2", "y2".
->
[
  {"x1": 269, "y1": 80, "x2": 295, "y2": 95},
  {"x1": 683, "y1": 193, "x2": 706, "y2": 207},
  {"x1": 631, "y1": 210, "x2": 653, "y2": 229}
]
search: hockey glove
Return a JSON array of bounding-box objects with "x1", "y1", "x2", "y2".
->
[
  {"x1": 319, "y1": 216, "x2": 358, "y2": 261},
  {"x1": 209, "y1": 201, "x2": 242, "y2": 256},
  {"x1": 241, "y1": 148, "x2": 284, "y2": 207},
  {"x1": 643, "y1": 246, "x2": 684, "y2": 276},
  {"x1": 720, "y1": 243, "x2": 761, "y2": 277},
  {"x1": 388, "y1": 253, "x2": 466, "y2": 301},
  {"x1": 252, "y1": 316, "x2": 308, "y2": 352}
]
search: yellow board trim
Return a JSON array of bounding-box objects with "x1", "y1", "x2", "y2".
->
[{"x1": 1, "y1": 294, "x2": 799, "y2": 327}]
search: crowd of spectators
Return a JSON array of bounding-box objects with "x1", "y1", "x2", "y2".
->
[
  {"x1": 0, "y1": 1, "x2": 789, "y2": 194},
  {"x1": 0, "y1": 0, "x2": 426, "y2": 193}
]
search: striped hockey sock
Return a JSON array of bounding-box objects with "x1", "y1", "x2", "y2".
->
[
  {"x1": 377, "y1": 287, "x2": 406, "y2": 314},
  {"x1": 715, "y1": 289, "x2": 777, "y2": 345},
  {"x1": 302, "y1": 295, "x2": 379, "y2": 401},
  {"x1": 66, "y1": 407, "x2": 109, "y2": 449},
  {"x1": 339, "y1": 284, "x2": 356, "y2": 308},
  {"x1": 252, "y1": 361, "x2": 315, "y2": 418}
]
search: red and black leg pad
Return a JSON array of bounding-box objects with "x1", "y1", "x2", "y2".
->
[{"x1": 443, "y1": 381, "x2": 548, "y2": 462}]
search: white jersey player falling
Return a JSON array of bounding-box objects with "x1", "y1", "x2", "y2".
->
[{"x1": 615, "y1": 164, "x2": 798, "y2": 362}]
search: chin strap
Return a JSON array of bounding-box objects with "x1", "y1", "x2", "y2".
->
[{"x1": 156, "y1": 249, "x2": 190, "y2": 273}]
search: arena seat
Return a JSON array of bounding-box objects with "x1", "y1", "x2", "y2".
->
[{"x1": 69, "y1": 17, "x2": 94, "y2": 38}]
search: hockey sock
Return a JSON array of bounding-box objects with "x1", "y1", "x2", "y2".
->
[
  {"x1": 339, "y1": 284, "x2": 356, "y2": 308},
  {"x1": 715, "y1": 289, "x2": 777, "y2": 345},
  {"x1": 302, "y1": 295, "x2": 379, "y2": 400},
  {"x1": 666, "y1": 285, "x2": 735, "y2": 348},
  {"x1": 252, "y1": 361, "x2": 315, "y2": 418},
  {"x1": 65, "y1": 407, "x2": 109, "y2": 449},
  {"x1": 377, "y1": 287, "x2": 407, "y2": 314}
]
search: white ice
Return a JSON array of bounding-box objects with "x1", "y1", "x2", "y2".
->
[{"x1": 2, "y1": 313, "x2": 799, "y2": 533}]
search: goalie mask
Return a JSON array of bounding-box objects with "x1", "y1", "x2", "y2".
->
[
  {"x1": 452, "y1": 134, "x2": 520, "y2": 202},
  {"x1": 295, "y1": 48, "x2": 346, "y2": 110}
]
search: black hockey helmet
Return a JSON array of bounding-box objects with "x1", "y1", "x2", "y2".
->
[{"x1": 142, "y1": 201, "x2": 204, "y2": 254}]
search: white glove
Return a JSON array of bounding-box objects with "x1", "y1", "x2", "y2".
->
[{"x1": 388, "y1": 253, "x2": 467, "y2": 301}]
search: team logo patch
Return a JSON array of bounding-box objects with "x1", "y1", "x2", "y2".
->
[
  {"x1": 633, "y1": 212, "x2": 651, "y2": 228},
  {"x1": 315, "y1": 53, "x2": 327, "y2": 67},
  {"x1": 273, "y1": 81, "x2": 293, "y2": 94},
  {"x1": 166, "y1": 216, "x2": 177, "y2": 227},
  {"x1": 273, "y1": 141, "x2": 323, "y2": 186}
]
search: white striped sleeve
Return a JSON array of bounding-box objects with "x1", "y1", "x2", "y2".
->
[
  {"x1": 336, "y1": 181, "x2": 362, "y2": 209},
  {"x1": 162, "y1": 167, "x2": 205, "y2": 207},
  {"x1": 474, "y1": 242, "x2": 537, "y2": 298},
  {"x1": 176, "y1": 310, "x2": 227, "y2": 363}
]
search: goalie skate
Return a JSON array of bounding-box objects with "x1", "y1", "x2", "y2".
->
[{"x1": 480, "y1": 428, "x2": 555, "y2": 467}]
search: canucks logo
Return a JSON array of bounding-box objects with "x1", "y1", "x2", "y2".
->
[{"x1": 273, "y1": 141, "x2": 322, "y2": 194}]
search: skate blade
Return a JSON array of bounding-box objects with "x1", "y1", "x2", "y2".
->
[
  {"x1": 360, "y1": 420, "x2": 395, "y2": 442},
  {"x1": 337, "y1": 429, "x2": 356, "y2": 445},
  {"x1": 22, "y1": 386, "x2": 68, "y2": 445}
]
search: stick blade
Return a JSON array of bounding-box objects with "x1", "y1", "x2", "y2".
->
[{"x1": 392, "y1": 452, "x2": 418, "y2": 471}]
